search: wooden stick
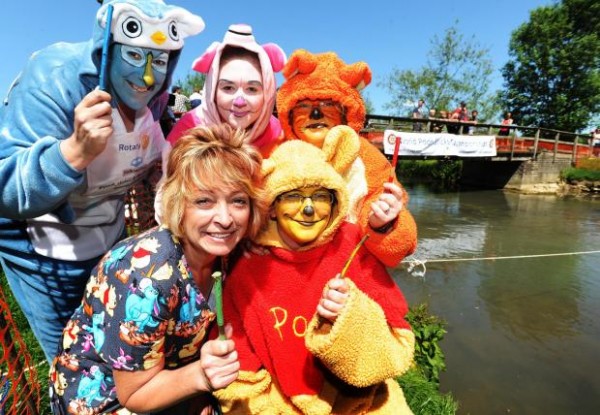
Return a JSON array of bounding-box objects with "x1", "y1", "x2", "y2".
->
[{"x1": 339, "y1": 234, "x2": 370, "y2": 278}]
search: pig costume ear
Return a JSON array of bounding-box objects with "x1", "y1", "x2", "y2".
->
[
  {"x1": 192, "y1": 42, "x2": 220, "y2": 73},
  {"x1": 262, "y1": 43, "x2": 286, "y2": 73}
]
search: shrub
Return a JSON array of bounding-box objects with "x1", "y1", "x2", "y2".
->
[{"x1": 398, "y1": 303, "x2": 459, "y2": 415}]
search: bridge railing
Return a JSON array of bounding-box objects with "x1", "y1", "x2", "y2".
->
[{"x1": 362, "y1": 114, "x2": 594, "y2": 164}]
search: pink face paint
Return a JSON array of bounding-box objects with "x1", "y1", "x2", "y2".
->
[{"x1": 233, "y1": 96, "x2": 246, "y2": 107}]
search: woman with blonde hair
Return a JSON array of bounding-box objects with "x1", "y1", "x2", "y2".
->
[{"x1": 50, "y1": 123, "x2": 265, "y2": 415}]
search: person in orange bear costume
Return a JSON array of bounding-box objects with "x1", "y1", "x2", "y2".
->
[{"x1": 276, "y1": 50, "x2": 417, "y2": 267}]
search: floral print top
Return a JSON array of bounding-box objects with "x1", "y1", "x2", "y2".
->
[{"x1": 50, "y1": 225, "x2": 215, "y2": 414}]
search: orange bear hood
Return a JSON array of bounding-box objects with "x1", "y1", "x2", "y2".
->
[{"x1": 276, "y1": 50, "x2": 372, "y2": 138}]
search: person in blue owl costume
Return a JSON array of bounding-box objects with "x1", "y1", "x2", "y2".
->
[{"x1": 0, "y1": 0, "x2": 204, "y2": 364}]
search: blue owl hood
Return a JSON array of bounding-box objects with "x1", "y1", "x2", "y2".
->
[
  {"x1": 91, "y1": 0, "x2": 205, "y2": 106},
  {"x1": 0, "y1": 0, "x2": 204, "y2": 226}
]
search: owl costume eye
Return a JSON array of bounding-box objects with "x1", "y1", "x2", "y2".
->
[
  {"x1": 122, "y1": 16, "x2": 143, "y2": 38},
  {"x1": 168, "y1": 21, "x2": 179, "y2": 41}
]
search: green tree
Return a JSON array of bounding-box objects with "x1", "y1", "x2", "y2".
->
[
  {"x1": 501, "y1": 0, "x2": 600, "y2": 133},
  {"x1": 176, "y1": 72, "x2": 206, "y2": 97},
  {"x1": 379, "y1": 23, "x2": 500, "y2": 122},
  {"x1": 361, "y1": 92, "x2": 375, "y2": 115}
]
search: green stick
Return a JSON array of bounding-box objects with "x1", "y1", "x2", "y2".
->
[{"x1": 211, "y1": 271, "x2": 226, "y2": 340}]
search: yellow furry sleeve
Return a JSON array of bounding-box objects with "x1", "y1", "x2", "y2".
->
[{"x1": 305, "y1": 280, "x2": 415, "y2": 387}]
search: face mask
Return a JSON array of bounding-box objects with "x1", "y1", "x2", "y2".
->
[{"x1": 109, "y1": 43, "x2": 169, "y2": 111}]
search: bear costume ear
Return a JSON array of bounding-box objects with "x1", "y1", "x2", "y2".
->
[
  {"x1": 262, "y1": 43, "x2": 287, "y2": 72},
  {"x1": 340, "y1": 62, "x2": 372, "y2": 92},
  {"x1": 261, "y1": 158, "x2": 276, "y2": 178},
  {"x1": 282, "y1": 49, "x2": 319, "y2": 80},
  {"x1": 192, "y1": 41, "x2": 220, "y2": 73},
  {"x1": 320, "y1": 125, "x2": 360, "y2": 176}
]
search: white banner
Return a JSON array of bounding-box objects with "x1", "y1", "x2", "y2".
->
[{"x1": 383, "y1": 130, "x2": 497, "y2": 157}]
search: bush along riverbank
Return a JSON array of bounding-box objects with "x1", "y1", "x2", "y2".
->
[
  {"x1": 559, "y1": 158, "x2": 600, "y2": 197},
  {"x1": 396, "y1": 159, "x2": 600, "y2": 197},
  {"x1": 399, "y1": 303, "x2": 458, "y2": 414}
]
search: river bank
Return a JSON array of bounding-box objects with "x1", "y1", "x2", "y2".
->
[{"x1": 505, "y1": 180, "x2": 600, "y2": 197}]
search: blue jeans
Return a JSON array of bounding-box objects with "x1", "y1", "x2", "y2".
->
[{"x1": 0, "y1": 219, "x2": 103, "y2": 363}]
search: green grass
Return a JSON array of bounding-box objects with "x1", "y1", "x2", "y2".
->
[
  {"x1": 562, "y1": 166, "x2": 600, "y2": 182},
  {"x1": 399, "y1": 368, "x2": 458, "y2": 415},
  {"x1": 563, "y1": 158, "x2": 600, "y2": 182},
  {"x1": 1, "y1": 270, "x2": 49, "y2": 413}
]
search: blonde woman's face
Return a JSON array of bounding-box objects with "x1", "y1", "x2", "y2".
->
[
  {"x1": 181, "y1": 185, "x2": 250, "y2": 259},
  {"x1": 216, "y1": 58, "x2": 265, "y2": 131}
]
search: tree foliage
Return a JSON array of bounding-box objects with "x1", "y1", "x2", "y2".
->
[
  {"x1": 501, "y1": 0, "x2": 600, "y2": 132},
  {"x1": 176, "y1": 72, "x2": 206, "y2": 97},
  {"x1": 379, "y1": 24, "x2": 500, "y2": 122},
  {"x1": 361, "y1": 92, "x2": 375, "y2": 115}
]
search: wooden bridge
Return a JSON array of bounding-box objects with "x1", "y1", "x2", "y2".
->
[{"x1": 360, "y1": 114, "x2": 597, "y2": 190}]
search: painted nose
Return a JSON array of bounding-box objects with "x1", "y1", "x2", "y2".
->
[
  {"x1": 302, "y1": 199, "x2": 315, "y2": 216},
  {"x1": 233, "y1": 96, "x2": 246, "y2": 107},
  {"x1": 310, "y1": 106, "x2": 323, "y2": 120},
  {"x1": 143, "y1": 53, "x2": 155, "y2": 87}
]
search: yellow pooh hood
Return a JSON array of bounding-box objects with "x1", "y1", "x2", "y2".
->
[{"x1": 257, "y1": 126, "x2": 360, "y2": 250}]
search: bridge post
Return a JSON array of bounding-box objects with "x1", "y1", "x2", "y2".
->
[
  {"x1": 510, "y1": 129, "x2": 517, "y2": 160},
  {"x1": 533, "y1": 129, "x2": 540, "y2": 158}
]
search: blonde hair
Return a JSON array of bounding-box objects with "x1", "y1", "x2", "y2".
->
[{"x1": 160, "y1": 124, "x2": 266, "y2": 241}]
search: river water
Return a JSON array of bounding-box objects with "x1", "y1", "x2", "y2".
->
[{"x1": 391, "y1": 185, "x2": 600, "y2": 414}]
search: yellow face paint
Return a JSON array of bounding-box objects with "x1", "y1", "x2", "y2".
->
[{"x1": 273, "y1": 186, "x2": 334, "y2": 249}]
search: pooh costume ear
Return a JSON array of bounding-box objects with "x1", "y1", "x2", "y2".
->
[
  {"x1": 277, "y1": 50, "x2": 372, "y2": 139},
  {"x1": 321, "y1": 125, "x2": 361, "y2": 176}
]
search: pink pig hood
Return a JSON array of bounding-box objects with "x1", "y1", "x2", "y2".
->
[{"x1": 190, "y1": 24, "x2": 286, "y2": 146}]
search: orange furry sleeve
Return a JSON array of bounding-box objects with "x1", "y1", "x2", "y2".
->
[{"x1": 356, "y1": 137, "x2": 417, "y2": 267}]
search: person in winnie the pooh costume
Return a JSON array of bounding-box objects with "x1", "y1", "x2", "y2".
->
[
  {"x1": 276, "y1": 50, "x2": 417, "y2": 267},
  {"x1": 213, "y1": 130, "x2": 415, "y2": 414}
]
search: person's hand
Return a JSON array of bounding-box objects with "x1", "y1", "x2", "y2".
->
[
  {"x1": 317, "y1": 277, "x2": 350, "y2": 323},
  {"x1": 198, "y1": 324, "x2": 239, "y2": 392},
  {"x1": 60, "y1": 89, "x2": 113, "y2": 171},
  {"x1": 368, "y1": 182, "x2": 404, "y2": 230}
]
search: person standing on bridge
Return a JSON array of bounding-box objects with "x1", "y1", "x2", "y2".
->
[
  {"x1": 498, "y1": 111, "x2": 514, "y2": 136},
  {"x1": 412, "y1": 99, "x2": 427, "y2": 132},
  {"x1": 276, "y1": 49, "x2": 417, "y2": 267}
]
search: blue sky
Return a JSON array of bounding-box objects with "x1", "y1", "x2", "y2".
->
[{"x1": 1, "y1": 0, "x2": 554, "y2": 114}]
